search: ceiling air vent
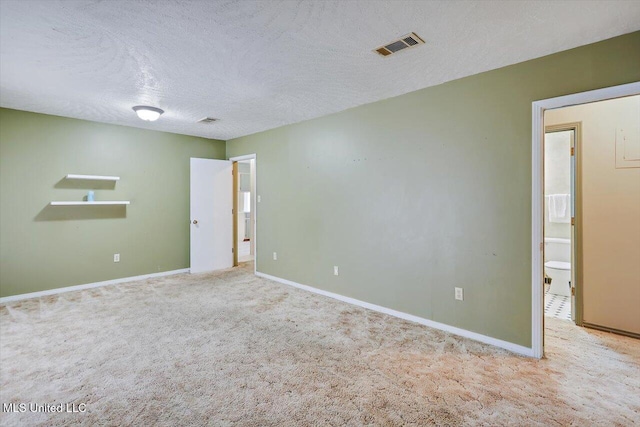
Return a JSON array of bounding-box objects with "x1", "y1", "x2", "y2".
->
[
  {"x1": 198, "y1": 117, "x2": 218, "y2": 123},
  {"x1": 374, "y1": 32, "x2": 425, "y2": 57}
]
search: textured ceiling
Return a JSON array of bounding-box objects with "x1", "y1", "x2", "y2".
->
[{"x1": 1, "y1": 1, "x2": 639, "y2": 140}]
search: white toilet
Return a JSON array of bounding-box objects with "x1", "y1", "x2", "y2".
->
[{"x1": 544, "y1": 238, "x2": 571, "y2": 296}]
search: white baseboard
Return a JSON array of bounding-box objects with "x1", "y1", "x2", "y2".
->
[
  {"x1": 256, "y1": 271, "x2": 535, "y2": 358},
  {"x1": 0, "y1": 268, "x2": 190, "y2": 304}
]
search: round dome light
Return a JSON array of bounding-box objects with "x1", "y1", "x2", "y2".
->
[{"x1": 132, "y1": 106, "x2": 164, "y2": 121}]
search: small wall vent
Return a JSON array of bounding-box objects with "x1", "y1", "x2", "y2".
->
[
  {"x1": 198, "y1": 117, "x2": 218, "y2": 123},
  {"x1": 374, "y1": 32, "x2": 425, "y2": 57}
]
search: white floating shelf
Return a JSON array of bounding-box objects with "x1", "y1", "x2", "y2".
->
[
  {"x1": 50, "y1": 201, "x2": 130, "y2": 206},
  {"x1": 65, "y1": 174, "x2": 120, "y2": 181}
]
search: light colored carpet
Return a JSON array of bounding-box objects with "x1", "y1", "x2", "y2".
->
[{"x1": 1, "y1": 263, "x2": 639, "y2": 426}]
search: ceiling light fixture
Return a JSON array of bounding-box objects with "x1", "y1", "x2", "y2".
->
[{"x1": 132, "y1": 106, "x2": 164, "y2": 121}]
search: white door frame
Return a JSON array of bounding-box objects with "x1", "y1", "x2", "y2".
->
[
  {"x1": 230, "y1": 153, "x2": 257, "y2": 275},
  {"x1": 531, "y1": 81, "x2": 640, "y2": 359}
]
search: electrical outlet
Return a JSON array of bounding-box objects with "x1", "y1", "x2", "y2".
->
[
  {"x1": 273, "y1": 252, "x2": 277, "y2": 260},
  {"x1": 258, "y1": 195, "x2": 261, "y2": 203},
  {"x1": 114, "y1": 253, "x2": 120, "y2": 263},
  {"x1": 334, "y1": 266, "x2": 339, "y2": 276},
  {"x1": 455, "y1": 287, "x2": 463, "y2": 301}
]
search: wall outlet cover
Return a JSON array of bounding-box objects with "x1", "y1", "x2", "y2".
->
[
  {"x1": 334, "y1": 266, "x2": 339, "y2": 276},
  {"x1": 273, "y1": 252, "x2": 277, "y2": 260},
  {"x1": 114, "y1": 253, "x2": 120, "y2": 263},
  {"x1": 455, "y1": 287, "x2": 463, "y2": 301}
]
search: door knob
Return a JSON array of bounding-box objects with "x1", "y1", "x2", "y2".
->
[{"x1": 192, "y1": 220, "x2": 198, "y2": 224}]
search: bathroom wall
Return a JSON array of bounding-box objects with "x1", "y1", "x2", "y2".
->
[
  {"x1": 546, "y1": 95, "x2": 640, "y2": 335},
  {"x1": 544, "y1": 131, "x2": 572, "y2": 239},
  {"x1": 0, "y1": 108, "x2": 226, "y2": 298}
]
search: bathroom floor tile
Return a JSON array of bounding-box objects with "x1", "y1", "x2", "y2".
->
[{"x1": 544, "y1": 290, "x2": 571, "y2": 321}]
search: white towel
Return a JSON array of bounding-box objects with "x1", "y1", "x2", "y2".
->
[
  {"x1": 243, "y1": 192, "x2": 251, "y2": 213},
  {"x1": 547, "y1": 194, "x2": 571, "y2": 223}
]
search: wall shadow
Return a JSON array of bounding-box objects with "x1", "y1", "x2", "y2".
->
[
  {"x1": 34, "y1": 205, "x2": 127, "y2": 221},
  {"x1": 54, "y1": 178, "x2": 116, "y2": 190}
]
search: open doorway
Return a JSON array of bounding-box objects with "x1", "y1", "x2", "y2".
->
[
  {"x1": 544, "y1": 95, "x2": 639, "y2": 338},
  {"x1": 230, "y1": 154, "x2": 256, "y2": 269},
  {"x1": 532, "y1": 84, "x2": 640, "y2": 357},
  {"x1": 543, "y1": 125, "x2": 578, "y2": 324},
  {"x1": 236, "y1": 159, "x2": 254, "y2": 263}
]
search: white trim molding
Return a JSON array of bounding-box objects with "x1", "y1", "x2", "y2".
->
[
  {"x1": 531, "y1": 81, "x2": 640, "y2": 359},
  {"x1": 256, "y1": 271, "x2": 535, "y2": 357},
  {"x1": 228, "y1": 154, "x2": 256, "y2": 162},
  {"x1": 0, "y1": 269, "x2": 190, "y2": 304}
]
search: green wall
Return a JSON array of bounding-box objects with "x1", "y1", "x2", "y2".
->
[
  {"x1": 0, "y1": 109, "x2": 225, "y2": 297},
  {"x1": 227, "y1": 31, "x2": 640, "y2": 348}
]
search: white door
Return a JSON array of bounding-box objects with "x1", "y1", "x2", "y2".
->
[{"x1": 190, "y1": 158, "x2": 233, "y2": 273}]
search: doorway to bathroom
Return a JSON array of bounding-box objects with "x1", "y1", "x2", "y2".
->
[
  {"x1": 532, "y1": 83, "x2": 640, "y2": 358},
  {"x1": 543, "y1": 124, "x2": 579, "y2": 324},
  {"x1": 233, "y1": 158, "x2": 255, "y2": 264}
]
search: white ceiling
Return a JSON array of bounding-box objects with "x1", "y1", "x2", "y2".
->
[{"x1": 1, "y1": 1, "x2": 639, "y2": 141}]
